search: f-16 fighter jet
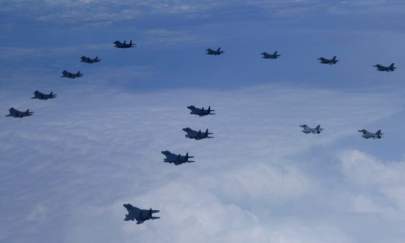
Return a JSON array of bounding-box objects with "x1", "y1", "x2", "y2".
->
[
  {"x1": 374, "y1": 63, "x2": 396, "y2": 72},
  {"x1": 318, "y1": 56, "x2": 338, "y2": 65},
  {"x1": 32, "y1": 90, "x2": 56, "y2": 100},
  {"x1": 6, "y1": 108, "x2": 33, "y2": 118},
  {"x1": 182, "y1": 127, "x2": 213, "y2": 140},
  {"x1": 123, "y1": 204, "x2": 160, "y2": 224},
  {"x1": 261, "y1": 51, "x2": 280, "y2": 59},
  {"x1": 358, "y1": 129, "x2": 383, "y2": 139},
  {"x1": 206, "y1": 48, "x2": 224, "y2": 55},
  {"x1": 300, "y1": 124, "x2": 323, "y2": 134},
  {"x1": 161, "y1": 151, "x2": 195, "y2": 165},
  {"x1": 61, "y1": 70, "x2": 82, "y2": 79},
  {"x1": 187, "y1": 105, "x2": 215, "y2": 117},
  {"x1": 80, "y1": 56, "x2": 101, "y2": 64},
  {"x1": 114, "y1": 40, "x2": 135, "y2": 48}
]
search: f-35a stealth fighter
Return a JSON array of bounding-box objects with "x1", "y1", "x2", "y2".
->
[
  {"x1": 123, "y1": 204, "x2": 160, "y2": 224},
  {"x1": 300, "y1": 124, "x2": 323, "y2": 134},
  {"x1": 187, "y1": 105, "x2": 215, "y2": 117},
  {"x1": 61, "y1": 70, "x2": 82, "y2": 79},
  {"x1": 374, "y1": 63, "x2": 396, "y2": 72},
  {"x1": 358, "y1": 129, "x2": 383, "y2": 139},
  {"x1": 80, "y1": 56, "x2": 101, "y2": 64},
  {"x1": 32, "y1": 90, "x2": 56, "y2": 100},
  {"x1": 161, "y1": 151, "x2": 195, "y2": 165},
  {"x1": 261, "y1": 51, "x2": 280, "y2": 59},
  {"x1": 114, "y1": 40, "x2": 135, "y2": 48},
  {"x1": 318, "y1": 56, "x2": 338, "y2": 65},
  {"x1": 183, "y1": 127, "x2": 213, "y2": 140},
  {"x1": 6, "y1": 108, "x2": 33, "y2": 118},
  {"x1": 206, "y1": 48, "x2": 224, "y2": 55}
]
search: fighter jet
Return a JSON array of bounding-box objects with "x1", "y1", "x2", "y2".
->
[
  {"x1": 187, "y1": 105, "x2": 215, "y2": 117},
  {"x1": 358, "y1": 129, "x2": 383, "y2": 139},
  {"x1": 161, "y1": 151, "x2": 195, "y2": 165},
  {"x1": 32, "y1": 90, "x2": 56, "y2": 100},
  {"x1": 182, "y1": 127, "x2": 213, "y2": 140},
  {"x1": 374, "y1": 63, "x2": 396, "y2": 72},
  {"x1": 300, "y1": 124, "x2": 323, "y2": 134},
  {"x1": 206, "y1": 48, "x2": 224, "y2": 55},
  {"x1": 80, "y1": 56, "x2": 101, "y2": 64},
  {"x1": 6, "y1": 108, "x2": 33, "y2": 118},
  {"x1": 61, "y1": 70, "x2": 82, "y2": 79},
  {"x1": 123, "y1": 204, "x2": 160, "y2": 224},
  {"x1": 261, "y1": 51, "x2": 280, "y2": 59},
  {"x1": 114, "y1": 40, "x2": 135, "y2": 48},
  {"x1": 318, "y1": 56, "x2": 338, "y2": 65}
]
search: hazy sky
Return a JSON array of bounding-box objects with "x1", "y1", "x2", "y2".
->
[{"x1": 1, "y1": 1, "x2": 405, "y2": 243}]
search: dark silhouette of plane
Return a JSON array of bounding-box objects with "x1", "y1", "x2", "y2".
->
[
  {"x1": 6, "y1": 108, "x2": 33, "y2": 118},
  {"x1": 114, "y1": 40, "x2": 135, "y2": 48},
  {"x1": 358, "y1": 129, "x2": 383, "y2": 139},
  {"x1": 182, "y1": 127, "x2": 213, "y2": 140},
  {"x1": 161, "y1": 151, "x2": 195, "y2": 165},
  {"x1": 300, "y1": 124, "x2": 323, "y2": 134},
  {"x1": 261, "y1": 51, "x2": 280, "y2": 59},
  {"x1": 187, "y1": 105, "x2": 215, "y2": 117},
  {"x1": 32, "y1": 90, "x2": 56, "y2": 100},
  {"x1": 318, "y1": 56, "x2": 338, "y2": 65},
  {"x1": 61, "y1": 70, "x2": 82, "y2": 79},
  {"x1": 374, "y1": 63, "x2": 396, "y2": 72},
  {"x1": 80, "y1": 56, "x2": 101, "y2": 64},
  {"x1": 206, "y1": 48, "x2": 224, "y2": 55},
  {"x1": 123, "y1": 204, "x2": 160, "y2": 224}
]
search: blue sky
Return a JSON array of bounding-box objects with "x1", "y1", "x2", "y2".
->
[{"x1": 2, "y1": 1, "x2": 405, "y2": 243}]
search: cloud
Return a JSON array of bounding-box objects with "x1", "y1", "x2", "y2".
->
[
  {"x1": 4, "y1": 0, "x2": 405, "y2": 25},
  {"x1": 0, "y1": 83, "x2": 403, "y2": 242},
  {"x1": 340, "y1": 150, "x2": 405, "y2": 214}
]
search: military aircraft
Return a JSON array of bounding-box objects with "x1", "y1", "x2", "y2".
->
[
  {"x1": 358, "y1": 129, "x2": 383, "y2": 139},
  {"x1": 374, "y1": 63, "x2": 396, "y2": 72},
  {"x1": 114, "y1": 40, "x2": 135, "y2": 48},
  {"x1": 80, "y1": 56, "x2": 101, "y2": 64},
  {"x1": 123, "y1": 204, "x2": 160, "y2": 224},
  {"x1": 318, "y1": 56, "x2": 338, "y2": 65},
  {"x1": 206, "y1": 48, "x2": 224, "y2": 55},
  {"x1": 161, "y1": 151, "x2": 195, "y2": 165},
  {"x1": 261, "y1": 51, "x2": 280, "y2": 59},
  {"x1": 182, "y1": 127, "x2": 213, "y2": 140},
  {"x1": 32, "y1": 90, "x2": 56, "y2": 100},
  {"x1": 300, "y1": 124, "x2": 323, "y2": 134},
  {"x1": 6, "y1": 108, "x2": 33, "y2": 118},
  {"x1": 61, "y1": 70, "x2": 82, "y2": 79},
  {"x1": 187, "y1": 105, "x2": 215, "y2": 117}
]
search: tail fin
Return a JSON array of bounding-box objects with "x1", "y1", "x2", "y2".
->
[{"x1": 376, "y1": 130, "x2": 383, "y2": 138}]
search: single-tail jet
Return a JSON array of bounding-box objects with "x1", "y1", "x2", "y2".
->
[
  {"x1": 318, "y1": 56, "x2": 338, "y2": 65},
  {"x1": 374, "y1": 63, "x2": 396, "y2": 72},
  {"x1": 80, "y1": 56, "x2": 101, "y2": 64},
  {"x1": 206, "y1": 48, "x2": 224, "y2": 55},
  {"x1": 300, "y1": 124, "x2": 323, "y2": 134},
  {"x1": 261, "y1": 51, "x2": 280, "y2": 59},
  {"x1": 32, "y1": 90, "x2": 56, "y2": 100},
  {"x1": 358, "y1": 129, "x2": 383, "y2": 139},
  {"x1": 114, "y1": 40, "x2": 135, "y2": 48},
  {"x1": 123, "y1": 204, "x2": 160, "y2": 224},
  {"x1": 161, "y1": 150, "x2": 195, "y2": 165},
  {"x1": 6, "y1": 108, "x2": 33, "y2": 118},
  {"x1": 61, "y1": 70, "x2": 82, "y2": 79},
  {"x1": 182, "y1": 127, "x2": 213, "y2": 140},
  {"x1": 187, "y1": 105, "x2": 215, "y2": 117}
]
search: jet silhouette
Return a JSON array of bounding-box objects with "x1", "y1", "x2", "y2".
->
[
  {"x1": 6, "y1": 108, "x2": 33, "y2": 118},
  {"x1": 206, "y1": 48, "x2": 224, "y2": 55},
  {"x1": 182, "y1": 127, "x2": 213, "y2": 140},
  {"x1": 358, "y1": 129, "x2": 383, "y2": 139},
  {"x1": 300, "y1": 124, "x2": 323, "y2": 134},
  {"x1": 32, "y1": 90, "x2": 56, "y2": 100},
  {"x1": 187, "y1": 105, "x2": 215, "y2": 117},
  {"x1": 114, "y1": 40, "x2": 135, "y2": 48},
  {"x1": 123, "y1": 204, "x2": 160, "y2": 224},
  {"x1": 261, "y1": 51, "x2": 280, "y2": 59},
  {"x1": 161, "y1": 151, "x2": 195, "y2": 165},
  {"x1": 318, "y1": 56, "x2": 338, "y2": 65},
  {"x1": 374, "y1": 63, "x2": 396, "y2": 72}
]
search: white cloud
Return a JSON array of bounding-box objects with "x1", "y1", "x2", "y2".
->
[{"x1": 0, "y1": 84, "x2": 402, "y2": 242}]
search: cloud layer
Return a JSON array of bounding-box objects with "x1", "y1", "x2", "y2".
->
[{"x1": 0, "y1": 84, "x2": 403, "y2": 243}]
